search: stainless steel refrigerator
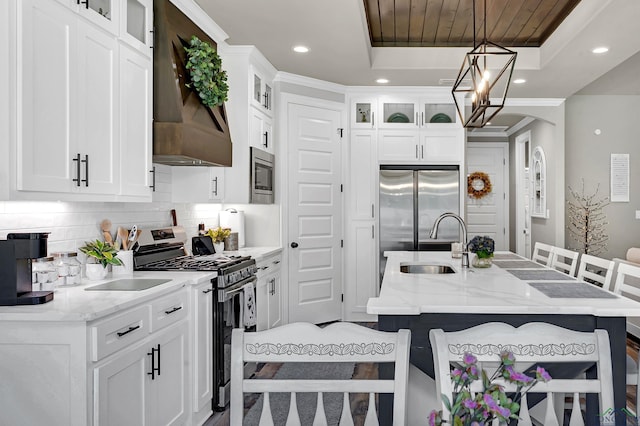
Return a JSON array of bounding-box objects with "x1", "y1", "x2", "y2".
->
[{"x1": 379, "y1": 166, "x2": 460, "y2": 279}]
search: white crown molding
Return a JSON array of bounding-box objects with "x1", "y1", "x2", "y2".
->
[
  {"x1": 274, "y1": 72, "x2": 346, "y2": 94},
  {"x1": 169, "y1": 0, "x2": 229, "y2": 45},
  {"x1": 506, "y1": 117, "x2": 536, "y2": 137},
  {"x1": 505, "y1": 98, "x2": 565, "y2": 107}
]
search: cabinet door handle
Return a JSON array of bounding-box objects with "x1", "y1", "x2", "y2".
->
[
  {"x1": 371, "y1": 204, "x2": 375, "y2": 218},
  {"x1": 81, "y1": 154, "x2": 89, "y2": 187},
  {"x1": 372, "y1": 225, "x2": 375, "y2": 239},
  {"x1": 164, "y1": 306, "x2": 183, "y2": 315},
  {"x1": 149, "y1": 30, "x2": 154, "y2": 49},
  {"x1": 116, "y1": 325, "x2": 140, "y2": 338},
  {"x1": 147, "y1": 344, "x2": 160, "y2": 380},
  {"x1": 263, "y1": 131, "x2": 268, "y2": 148},
  {"x1": 421, "y1": 145, "x2": 424, "y2": 159},
  {"x1": 421, "y1": 112, "x2": 424, "y2": 126},
  {"x1": 371, "y1": 111, "x2": 375, "y2": 127},
  {"x1": 415, "y1": 145, "x2": 419, "y2": 159},
  {"x1": 212, "y1": 176, "x2": 218, "y2": 197},
  {"x1": 415, "y1": 112, "x2": 419, "y2": 126},
  {"x1": 202, "y1": 287, "x2": 213, "y2": 294},
  {"x1": 149, "y1": 166, "x2": 156, "y2": 192},
  {"x1": 269, "y1": 278, "x2": 276, "y2": 295},
  {"x1": 72, "y1": 153, "x2": 81, "y2": 186}
]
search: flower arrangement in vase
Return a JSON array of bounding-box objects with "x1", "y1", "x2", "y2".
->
[
  {"x1": 206, "y1": 226, "x2": 231, "y2": 253},
  {"x1": 429, "y1": 351, "x2": 551, "y2": 426},
  {"x1": 467, "y1": 235, "x2": 495, "y2": 268}
]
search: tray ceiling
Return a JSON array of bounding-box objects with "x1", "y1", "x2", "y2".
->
[{"x1": 363, "y1": 0, "x2": 582, "y2": 47}]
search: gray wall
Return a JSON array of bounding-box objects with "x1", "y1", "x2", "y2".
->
[
  {"x1": 565, "y1": 95, "x2": 640, "y2": 260},
  {"x1": 509, "y1": 120, "x2": 558, "y2": 252}
]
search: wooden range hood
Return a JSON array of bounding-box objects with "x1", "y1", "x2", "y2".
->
[{"x1": 152, "y1": 0, "x2": 232, "y2": 166}]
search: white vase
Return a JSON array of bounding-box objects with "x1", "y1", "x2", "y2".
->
[
  {"x1": 85, "y1": 263, "x2": 108, "y2": 280},
  {"x1": 213, "y1": 242, "x2": 225, "y2": 254}
]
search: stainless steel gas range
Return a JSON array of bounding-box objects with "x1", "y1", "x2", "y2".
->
[{"x1": 133, "y1": 226, "x2": 257, "y2": 411}]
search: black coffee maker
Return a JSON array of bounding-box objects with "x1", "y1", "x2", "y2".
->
[{"x1": 0, "y1": 232, "x2": 54, "y2": 306}]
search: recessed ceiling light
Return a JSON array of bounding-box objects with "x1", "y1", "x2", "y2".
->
[
  {"x1": 513, "y1": 78, "x2": 526, "y2": 84},
  {"x1": 293, "y1": 45, "x2": 309, "y2": 53},
  {"x1": 376, "y1": 78, "x2": 389, "y2": 84},
  {"x1": 592, "y1": 46, "x2": 609, "y2": 54}
]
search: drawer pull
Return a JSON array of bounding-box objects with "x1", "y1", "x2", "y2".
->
[
  {"x1": 116, "y1": 325, "x2": 140, "y2": 338},
  {"x1": 202, "y1": 288, "x2": 213, "y2": 294},
  {"x1": 164, "y1": 306, "x2": 183, "y2": 315},
  {"x1": 273, "y1": 260, "x2": 281, "y2": 265}
]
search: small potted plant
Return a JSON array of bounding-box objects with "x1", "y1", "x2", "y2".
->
[
  {"x1": 206, "y1": 226, "x2": 231, "y2": 254},
  {"x1": 79, "y1": 239, "x2": 122, "y2": 280},
  {"x1": 467, "y1": 235, "x2": 495, "y2": 268}
]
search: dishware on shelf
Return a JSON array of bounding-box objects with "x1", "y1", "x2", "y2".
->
[
  {"x1": 387, "y1": 112, "x2": 410, "y2": 123},
  {"x1": 430, "y1": 112, "x2": 452, "y2": 123}
]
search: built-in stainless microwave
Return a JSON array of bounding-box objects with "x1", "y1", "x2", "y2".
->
[{"x1": 250, "y1": 147, "x2": 274, "y2": 204}]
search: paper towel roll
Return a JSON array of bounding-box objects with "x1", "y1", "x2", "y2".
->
[
  {"x1": 219, "y1": 209, "x2": 245, "y2": 248},
  {"x1": 627, "y1": 247, "x2": 640, "y2": 265}
]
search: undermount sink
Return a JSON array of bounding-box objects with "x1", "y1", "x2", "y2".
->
[
  {"x1": 400, "y1": 263, "x2": 456, "y2": 274},
  {"x1": 84, "y1": 279, "x2": 172, "y2": 291}
]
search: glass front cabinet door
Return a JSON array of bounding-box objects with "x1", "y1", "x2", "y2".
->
[
  {"x1": 350, "y1": 98, "x2": 377, "y2": 128},
  {"x1": 378, "y1": 97, "x2": 418, "y2": 129},
  {"x1": 121, "y1": 0, "x2": 153, "y2": 56},
  {"x1": 77, "y1": 0, "x2": 119, "y2": 35}
]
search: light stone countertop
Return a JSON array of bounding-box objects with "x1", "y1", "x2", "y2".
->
[
  {"x1": 224, "y1": 246, "x2": 282, "y2": 261},
  {"x1": 367, "y1": 251, "x2": 640, "y2": 317},
  {"x1": 0, "y1": 270, "x2": 215, "y2": 322}
]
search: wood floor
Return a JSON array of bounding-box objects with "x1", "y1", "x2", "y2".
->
[{"x1": 206, "y1": 335, "x2": 640, "y2": 426}]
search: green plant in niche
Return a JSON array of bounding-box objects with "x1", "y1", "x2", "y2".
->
[{"x1": 184, "y1": 35, "x2": 228, "y2": 108}]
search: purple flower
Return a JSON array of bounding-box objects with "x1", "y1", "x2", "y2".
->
[
  {"x1": 497, "y1": 406, "x2": 512, "y2": 418},
  {"x1": 463, "y1": 398, "x2": 479, "y2": 409},
  {"x1": 507, "y1": 369, "x2": 533, "y2": 384},
  {"x1": 428, "y1": 410, "x2": 438, "y2": 426},
  {"x1": 468, "y1": 364, "x2": 479, "y2": 376},
  {"x1": 536, "y1": 366, "x2": 552, "y2": 382},
  {"x1": 463, "y1": 352, "x2": 477, "y2": 366},
  {"x1": 483, "y1": 393, "x2": 499, "y2": 410},
  {"x1": 500, "y1": 351, "x2": 515, "y2": 365}
]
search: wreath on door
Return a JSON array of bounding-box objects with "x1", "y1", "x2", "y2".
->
[{"x1": 467, "y1": 172, "x2": 492, "y2": 199}]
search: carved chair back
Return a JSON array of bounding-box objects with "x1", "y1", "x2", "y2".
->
[
  {"x1": 230, "y1": 322, "x2": 411, "y2": 425},
  {"x1": 430, "y1": 322, "x2": 614, "y2": 426}
]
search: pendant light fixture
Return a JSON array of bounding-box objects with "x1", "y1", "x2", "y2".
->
[{"x1": 452, "y1": 0, "x2": 517, "y2": 128}]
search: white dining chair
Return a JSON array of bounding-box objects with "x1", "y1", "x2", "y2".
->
[
  {"x1": 532, "y1": 242, "x2": 555, "y2": 266},
  {"x1": 550, "y1": 246, "x2": 580, "y2": 276},
  {"x1": 430, "y1": 322, "x2": 614, "y2": 426},
  {"x1": 611, "y1": 261, "x2": 640, "y2": 413},
  {"x1": 576, "y1": 253, "x2": 615, "y2": 290},
  {"x1": 230, "y1": 322, "x2": 411, "y2": 425}
]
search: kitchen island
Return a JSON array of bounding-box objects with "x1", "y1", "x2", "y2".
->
[{"x1": 368, "y1": 251, "x2": 640, "y2": 426}]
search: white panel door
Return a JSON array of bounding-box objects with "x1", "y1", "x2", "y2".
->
[
  {"x1": 466, "y1": 143, "x2": 508, "y2": 250},
  {"x1": 288, "y1": 103, "x2": 342, "y2": 324}
]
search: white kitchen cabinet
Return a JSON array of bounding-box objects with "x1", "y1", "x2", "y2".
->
[
  {"x1": 171, "y1": 166, "x2": 225, "y2": 203},
  {"x1": 378, "y1": 128, "x2": 464, "y2": 164},
  {"x1": 119, "y1": 43, "x2": 153, "y2": 199},
  {"x1": 250, "y1": 108, "x2": 274, "y2": 154},
  {"x1": 19, "y1": 0, "x2": 117, "y2": 196},
  {"x1": 250, "y1": 65, "x2": 273, "y2": 116},
  {"x1": 345, "y1": 222, "x2": 378, "y2": 320},
  {"x1": 94, "y1": 321, "x2": 188, "y2": 426},
  {"x1": 350, "y1": 97, "x2": 378, "y2": 129},
  {"x1": 56, "y1": 0, "x2": 119, "y2": 36},
  {"x1": 15, "y1": 0, "x2": 153, "y2": 201},
  {"x1": 219, "y1": 46, "x2": 277, "y2": 203},
  {"x1": 190, "y1": 280, "x2": 213, "y2": 425},
  {"x1": 344, "y1": 129, "x2": 378, "y2": 321},
  {"x1": 120, "y1": 0, "x2": 153, "y2": 56},
  {"x1": 255, "y1": 251, "x2": 282, "y2": 331},
  {"x1": 378, "y1": 96, "x2": 419, "y2": 129}
]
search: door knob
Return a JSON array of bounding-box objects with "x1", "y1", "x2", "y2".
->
[{"x1": 290, "y1": 242, "x2": 299, "y2": 248}]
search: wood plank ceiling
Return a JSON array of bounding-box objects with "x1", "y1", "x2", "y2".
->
[{"x1": 363, "y1": 0, "x2": 582, "y2": 47}]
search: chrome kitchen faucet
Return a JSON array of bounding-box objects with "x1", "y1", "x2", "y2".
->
[{"x1": 429, "y1": 212, "x2": 469, "y2": 268}]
